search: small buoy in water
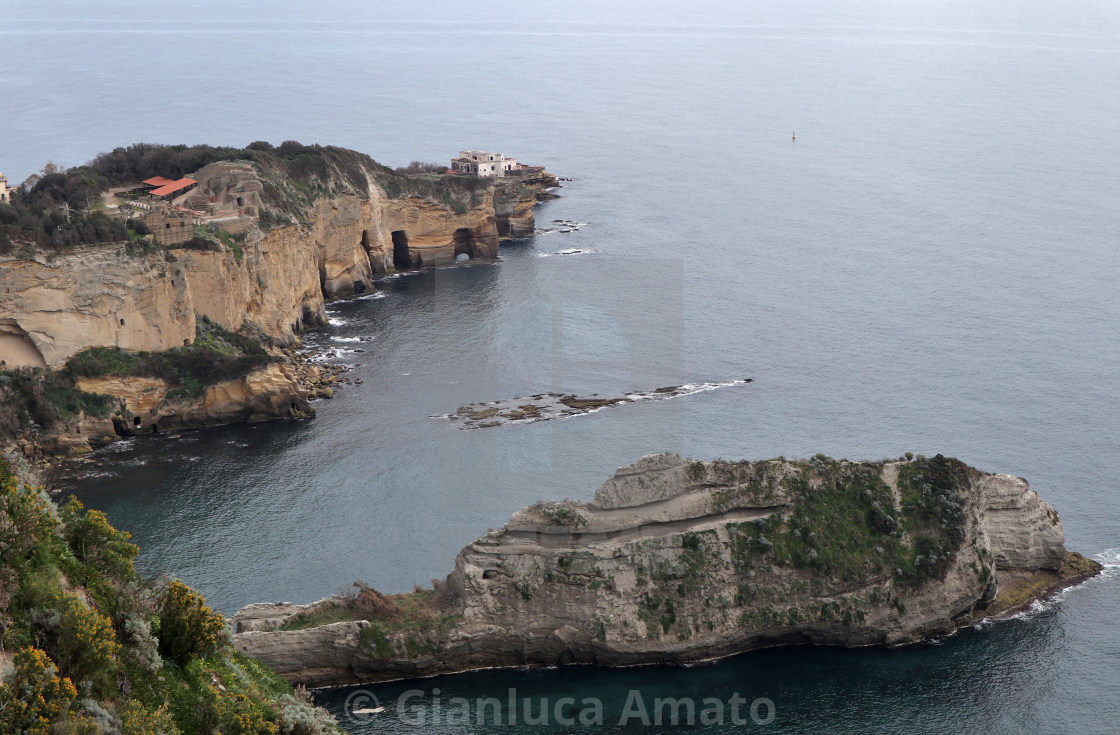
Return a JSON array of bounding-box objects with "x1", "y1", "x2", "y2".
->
[{"x1": 792, "y1": 131, "x2": 796, "y2": 141}]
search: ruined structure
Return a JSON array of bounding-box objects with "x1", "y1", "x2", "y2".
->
[{"x1": 450, "y1": 151, "x2": 520, "y2": 177}]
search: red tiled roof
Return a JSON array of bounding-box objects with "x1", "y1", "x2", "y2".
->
[
  {"x1": 149, "y1": 178, "x2": 198, "y2": 197},
  {"x1": 143, "y1": 176, "x2": 175, "y2": 187}
]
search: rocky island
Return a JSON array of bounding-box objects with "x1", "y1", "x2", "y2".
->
[
  {"x1": 0, "y1": 143, "x2": 558, "y2": 458},
  {"x1": 230, "y1": 453, "x2": 1102, "y2": 687}
]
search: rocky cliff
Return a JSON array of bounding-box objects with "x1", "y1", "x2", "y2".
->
[
  {"x1": 231, "y1": 453, "x2": 1101, "y2": 688},
  {"x1": 0, "y1": 146, "x2": 558, "y2": 454},
  {"x1": 0, "y1": 154, "x2": 557, "y2": 370}
]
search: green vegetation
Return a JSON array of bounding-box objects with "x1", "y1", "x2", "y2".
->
[
  {"x1": 281, "y1": 583, "x2": 460, "y2": 661},
  {"x1": 90, "y1": 140, "x2": 489, "y2": 232},
  {"x1": 0, "y1": 167, "x2": 129, "y2": 253},
  {"x1": 67, "y1": 316, "x2": 275, "y2": 402},
  {"x1": 708, "y1": 459, "x2": 781, "y2": 509},
  {"x1": 3, "y1": 140, "x2": 497, "y2": 252},
  {"x1": 726, "y1": 455, "x2": 971, "y2": 592},
  {"x1": 0, "y1": 316, "x2": 274, "y2": 443},
  {"x1": 630, "y1": 455, "x2": 976, "y2": 639},
  {"x1": 0, "y1": 367, "x2": 117, "y2": 442},
  {"x1": 0, "y1": 456, "x2": 342, "y2": 734},
  {"x1": 538, "y1": 502, "x2": 588, "y2": 528},
  {"x1": 686, "y1": 460, "x2": 707, "y2": 481},
  {"x1": 185, "y1": 223, "x2": 248, "y2": 262},
  {"x1": 637, "y1": 595, "x2": 678, "y2": 638}
]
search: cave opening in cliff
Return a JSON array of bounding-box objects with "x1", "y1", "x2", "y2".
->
[
  {"x1": 392, "y1": 230, "x2": 410, "y2": 269},
  {"x1": 360, "y1": 230, "x2": 371, "y2": 252},
  {"x1": 453, "y1": 228, "x2": 474, "y2": 260}
]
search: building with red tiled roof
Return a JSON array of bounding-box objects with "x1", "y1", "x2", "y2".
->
[{"x1": 148, "y1": 178, "x2": 198, "y2": 199}]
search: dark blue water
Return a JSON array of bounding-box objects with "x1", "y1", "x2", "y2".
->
[{"x1": 5, "y1": 1, "x2": 1120, "y2": 732}]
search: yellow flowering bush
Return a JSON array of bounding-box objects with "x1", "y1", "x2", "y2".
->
[
  {"x1": 61, "y1": 496, "x2": 139, "y2": 581},
  {"x1": 216, "y1": 691, "x2": 280, "y2": 735},
  {"x1": 158, "y1": 580, "x2": 229, "y2": 667},
  {"x1": 117, "y1": 700, "x2": 182, "y2": 735},
  {"x1": 53, "y1": 591, "x2": 120, "y2": 692},
  {"x1": 0, "y1": 646, "x2": 78, "y2": 734}
]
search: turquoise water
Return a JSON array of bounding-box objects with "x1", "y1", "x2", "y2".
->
[{"x1": 5, "y1": 0, "x2": 1120, "y2": 732}]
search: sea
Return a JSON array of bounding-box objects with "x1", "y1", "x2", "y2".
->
[{"x1": 2, "y1": 0, "x2": 1119, "y2": 732}]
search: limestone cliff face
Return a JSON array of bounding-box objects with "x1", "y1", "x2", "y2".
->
[
  {"x1": 231, "y1": 453, "x2": 1095, "y2": 688},
  {"x1": 0, "y1": 249, "x2": 194, "y2": 369},
  {"x1": 0, "y1": 163, "x2": 556, "y2": 370}
]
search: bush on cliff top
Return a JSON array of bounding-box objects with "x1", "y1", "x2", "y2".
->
[
  {"x1": 0, "y1": 368, "x2": 116, "y2": 442},
  {"x1": 0, "y1": 317, "x2": 273, "y2": 443},
  {"x1": 0, "y1": 456, "x2": 343, "y2": 734}
]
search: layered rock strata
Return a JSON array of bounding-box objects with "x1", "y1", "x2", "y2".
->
[
  {"x1": 0, "y1": 151, "x2": 557, "y2": 453},
  {"x1": 0, "y1": 164, "x2": 557, "y2": 370},
  {"x1": 232, "y1": 453, "x2": 1101, "y2": 687}
]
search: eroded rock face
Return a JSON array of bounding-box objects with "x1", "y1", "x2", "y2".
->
[
  {"x1": 0, "y1": 161, "x2": 558, "y2": 370},
  {"x1": 75, "y1": 363, "x2": 314, "y2": 437},
  {"x1": 0, "y1": 156, "x2": 558, "y2": 452},
  {"x1": 232, "y1": 453, "x2": 1092, "y2": 688},
  {"x1": 0, "y1": 250, "x2": 194, "y2": 368}
]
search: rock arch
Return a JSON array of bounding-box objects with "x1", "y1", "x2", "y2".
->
[{"x1": 453, "y1": 228, "x2": 474, "y2": 259}]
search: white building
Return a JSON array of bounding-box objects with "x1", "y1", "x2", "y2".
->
[
  {"x1": 450, "y1": 151, "x2": 520, "y2": 178},
  {"x1": 0, "y1": 172, "x2": 11, "y2": 203}
]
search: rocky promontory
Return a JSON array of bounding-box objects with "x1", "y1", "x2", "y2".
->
[
  {"x1": 231, "y1": 453, "x2": 1102, "y2": 687},
  {"x1": 0, "y1": 143, "x2": 559, "y2": 456}
]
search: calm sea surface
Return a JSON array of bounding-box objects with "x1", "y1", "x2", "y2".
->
[{"x1": 3, "y1": 1, "x2": 1119, "y2": 732}]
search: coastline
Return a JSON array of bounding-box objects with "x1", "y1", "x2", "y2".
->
[
  {"x1": 0, "y1": 145, "x2": 561, "y2": 463},
  {"x1": 230, "y1": 454, "x2": 1103, "y2": 689}
]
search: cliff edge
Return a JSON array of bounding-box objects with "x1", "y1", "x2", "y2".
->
[
  {"x1": 0, "y1": 144, "x2": 559, "y2": 455},
  {"x1": 231, "y1": 453, "x2": 1102, "y2": 687}
]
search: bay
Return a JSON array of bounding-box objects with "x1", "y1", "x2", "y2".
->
[{"x1": 4, "y1": 1, "x2": 1118, "y2": 731}]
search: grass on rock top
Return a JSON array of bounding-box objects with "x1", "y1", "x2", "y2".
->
[{"x1": 66, "y1": 316, "x2": 275, "y2": 402}]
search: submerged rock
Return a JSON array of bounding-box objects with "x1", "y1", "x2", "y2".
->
[{"x1": 232, "y1": 453, "x2": 1101, "y2": 687}]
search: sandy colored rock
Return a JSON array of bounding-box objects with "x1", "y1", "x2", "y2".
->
[
  {"x1": 0, "y1": 250, "x2": 193, "y2": 368},
  {"x1": 0, "y1": 159, "x2": 557, "y2": 369},
  {"x1": 232, "y1": 454, "x2": 1098, "y2": 687}
]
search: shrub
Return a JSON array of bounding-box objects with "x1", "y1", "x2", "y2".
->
[
  {"x1": 61, "y1": 496, "x2": 139, "y2": 581},
  {"x1": 0, "y1": 367, "x2": 116, "y2": 442},
  {"x1": 50, "y1": 591, "x2": 121, "y2": 692},
  {"x1": 63, "y1": 319, "x2": 273, "y2": 403},
  {"x1": 275, "y1": 689, "x2": 341, "y2": 735},
  {"x1": 158, "y1": 580, "x2": 229, "y2": 667},
  {"x1": 118, "y1": 700, "x2": 182, "y2": 735},
  {"x1": 0, "y1": 457, "x2": 60, "y2": 571},
  {"x1": 121, "y1": 613, "x2": 163, "y2": 674},
  {"x1": 0, "y1": 646, "x2": 78, "y2": 734},
  {"x1": 212, "y1": 691, "x2": 278, "y2": 735}
]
